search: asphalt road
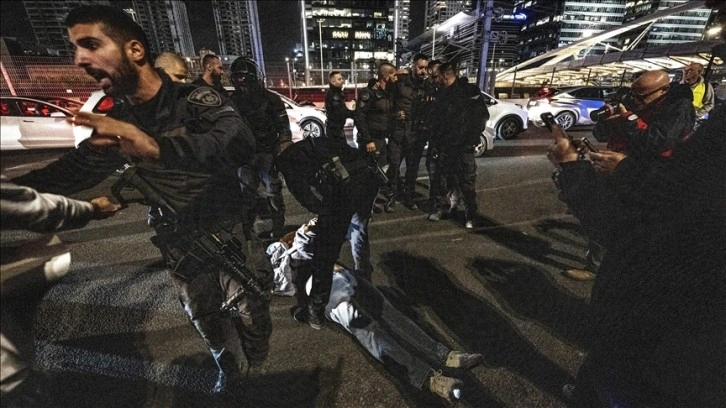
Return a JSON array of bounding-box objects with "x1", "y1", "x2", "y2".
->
[{"x1": 1, "y1": 126, "x2": 601, "y2": 408}]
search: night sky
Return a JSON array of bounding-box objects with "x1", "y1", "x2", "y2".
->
[{"x1": 1, "y1": 0, "x2": 425, "y2": 68}]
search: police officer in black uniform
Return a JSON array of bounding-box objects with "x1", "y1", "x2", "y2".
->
[
  {"x1": 12, "y1": 6, "x2": 272, "y2": 398},
  {"x1": 428, "y1": 63, "x2": 489, "y2": 229},
  {"x1": 274, "y1": 135, "x2": 379, "y2": 330},
  {"x1": 324, "y1": 71, "x2": 353, "y2": 145},
  {"x1": 354, "y1": 62, "x2": 398, "y2": 212},
  {"x1": 392, "y1": 53, "x2": 431, "y2": 210},
  {"x1": 229, "y1": 57, "x2": 292, "y2": 239}
]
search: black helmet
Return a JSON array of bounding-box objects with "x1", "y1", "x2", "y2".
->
[{"x1": 230, "y1": 57, "x2": 262, "y2": 86}]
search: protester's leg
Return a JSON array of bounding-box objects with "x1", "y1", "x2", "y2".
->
[
  {"x1": 332, "y1": 300, "x2": 435, "y2": 390},
  {"x1": 354, "y1": 277, "x2": 451, "y2": 365}
]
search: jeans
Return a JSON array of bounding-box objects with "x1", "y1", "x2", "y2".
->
[
  {"x1": 347, "y1": 212, "x2": 372, "y2": 279},
  {"x1": 326, "y1": 270, "x2": 450, "y2": 389}
]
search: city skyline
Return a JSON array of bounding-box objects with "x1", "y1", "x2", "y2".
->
[{"x1": 1, "y1": 1, "x2": 426, "y2": 65}]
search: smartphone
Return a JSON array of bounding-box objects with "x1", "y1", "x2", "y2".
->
[
  {"x1": 540, "y1": 112, "x2": 556, "y2": 130},
  {"x1": 579, "y1": 137, "x2": 599, "y2": 153}
]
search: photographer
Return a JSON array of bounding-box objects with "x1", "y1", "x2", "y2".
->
[
  {"x1": 565, "y1": 71, "x2": 695, "y2": 282},
  {"x1": 548, "y1": 65, "x2": 726, "y2": 408},
  {"x1": 592, "y1": 70, "x2": 694, "y2": 163}
]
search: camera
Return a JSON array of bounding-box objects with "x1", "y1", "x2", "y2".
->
[
  {"x1": 589, "y1": 88, "x2": 632, "y2": 122},
  {"x1": 589, "y1": 103, "x2": 624, "y2": 122}
]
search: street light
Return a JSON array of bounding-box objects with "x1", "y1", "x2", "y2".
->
[
  {"x1": 285, "y1": 57, "x2": 293, "y2": 99},
  {"x1": 432, "y1": 24, "x2": 439, "y2": 59},
  {"x1": 318, "y1": 19, "x2": 325, "y2": 86}
]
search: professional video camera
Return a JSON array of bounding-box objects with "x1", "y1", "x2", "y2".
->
[{"x1": 589, "y1": 87, "x2": 632, "y2": 122}]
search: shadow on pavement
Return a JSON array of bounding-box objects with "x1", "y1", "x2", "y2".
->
[
  {"x1": 471, "y1": 215, "x2": 584, "y2": 270},
  {"x1": 379, "y1": 250, "x2": 574, "y2": 404},
  {"x1": 469, "y1": 258, "x2": 590, "y2": 348}
]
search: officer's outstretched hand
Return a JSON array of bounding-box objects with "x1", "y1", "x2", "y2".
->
[
  {"x1": 547, "y1": 124, "x2": 579, "y2": 166},
  {"x1": 71, "y1": 113, "x2": 160, "y2": 161}
]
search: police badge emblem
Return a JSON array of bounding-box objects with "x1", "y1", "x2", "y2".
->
[{"x1": 187, "y1": 87, "x2": 222, "y2": 107}]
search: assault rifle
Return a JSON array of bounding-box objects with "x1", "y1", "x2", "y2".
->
[{"x1": 111, "y1": 164, "x2": 266, "y2": 312}]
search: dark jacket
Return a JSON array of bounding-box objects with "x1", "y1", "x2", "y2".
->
[
  {"x1": 192, "y1": 76, "x2": 225, "y2": 94},
  {"x1": 324, "y1": 84, "x2": 353, "y2": 134},
  {"x1": 555, "y1": 104, "x2": 726, "y2": 406},
  {"x1": 392, "y1": 73, "x2": 428, "y2": 127},
  {"x1": 594, "y1": 83, "x2": 695, "y2": 160},
  {"x1": 13, "y1": 73, "x2": 255, "y2": 227},
  {"x1": 430, "y1": 78, "x2": 489, "y2": 149},
  {"x1": 230, "y1": 88, "x2": 292, "y2": 154},
  {"x1": 275, "y1": 137, "x2": 371, "y2": 214},
  {"x1": 354, "y1": 83, "x2": 395, "y2": 144}
]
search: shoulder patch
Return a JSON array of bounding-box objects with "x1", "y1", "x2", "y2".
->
[
  {"x1": 187, "y1": 87, "x2": 222, "y2": 107},
  {"x1": 360, "y1": 92, "x2": 371, "y2": 101}
]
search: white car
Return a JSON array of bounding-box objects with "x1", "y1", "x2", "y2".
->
[
  {"x1": 1, "y1": 96, "x2": 89, "y2": 151},
  {"x1": 79, "y1": 88, "x2": 326, "y2": 145},
  {"x1": 481, "y1": 91, "x2": 528, "y2": 141},
  {"x1": 223, "y1": 87, "x2": 327, "y2": 142},
  {"x1": 527, "y1": 86, "x2": 623, "y2": 130},
  {"x1": 271, "y1": 91, "x2": 327, "y2": 142}
]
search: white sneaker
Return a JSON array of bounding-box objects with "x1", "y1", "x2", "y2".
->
[{"x1": 465, "y1": 220, "x2": 474, "y2": 229}]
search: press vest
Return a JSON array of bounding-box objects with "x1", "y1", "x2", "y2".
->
[{"x1": 692, "y1": 81, "x2": 706, "y2": 109}]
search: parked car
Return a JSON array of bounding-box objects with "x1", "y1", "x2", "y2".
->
[
  {"x1": 80, "y1": 89, "x2": 324, "y2": 145},
  {"x1": 223, "y1": 87, "x2": 326, "y2": 142},
  {"x1": 1, "y1": 96, "x2": 90, "y2": 151},
  {"x1": 273, "y1": 91, "x2": 327, "y2": 141},
  {"x1": 527, "y1": 86, "x2": 625, "y2": 130},
  {"x1": 481, "y1": 90, "x2": 529, "y2": 141}
]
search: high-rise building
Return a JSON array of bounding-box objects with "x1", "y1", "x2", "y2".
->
[
  {"x1": 300, "y1": 0, "x2": 401, "y2": 86},
  {"x1": 621, "y1": 0, "x2": 712, "y2": 48},
  {"x1": 131, "y1": 0, "x2": 195, "y2": 57},
  {"x1": 424, "y1": 0, "x2": 474, "y2": 29},
  {"x1": 394, "y1": 0, "x2": 411, "y2": 59},
  {"x1": 23, "y1": 0, "x2": 111, "y2": 56},
  {"x1": 515, "y1": 0, "x2": 712, "y2": 62},
  {"x1": 212, "y1": 0, "x2": 265, "y2": 77},
  {"x1": 406, "y1": 0, "x2": 520, "y2": 84}
]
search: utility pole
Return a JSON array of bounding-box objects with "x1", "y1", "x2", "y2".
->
[
  {"x1": 318, "y1": 19, "x2": 325, "y2": 86},
  {"x1": 477, "y1": 0, "x2": 494, "y2": 90},
  {"x1": 285, "y1": 58, "x2": 293, "y2": 98}
]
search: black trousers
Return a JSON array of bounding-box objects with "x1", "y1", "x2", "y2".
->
[{"x1": 429, "y1": 147, "x2": 478, "y2": 218}]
